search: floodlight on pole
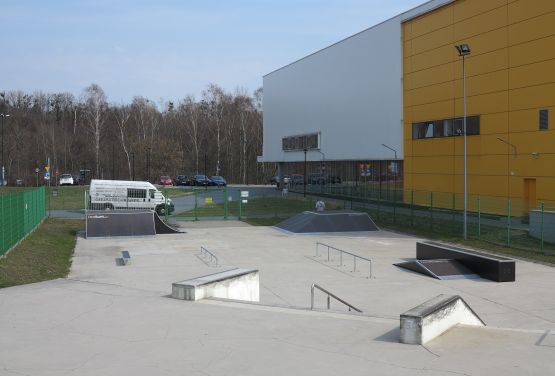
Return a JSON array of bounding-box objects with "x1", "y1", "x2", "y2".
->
[
  {"x1": 496, "y1": 137, "x2": 517, "y2": 158},
  {"x1": 455, "y1": 44, "x2": 471, "y2": 240}
]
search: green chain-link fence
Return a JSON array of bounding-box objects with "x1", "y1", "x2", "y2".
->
[
  {"x1": 174, "y1": 187, "x2": 323, "y2": 221},
  {"x1": 0, "y1": 187, "x2": 46, "y2": 256},
  {"x1": 297, "y1": 184, "x2": 555, "y2": 255}
]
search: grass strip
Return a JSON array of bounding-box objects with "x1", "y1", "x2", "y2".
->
[{"x1": 0, "y1": 218, "x2": 84, "y2": 288}]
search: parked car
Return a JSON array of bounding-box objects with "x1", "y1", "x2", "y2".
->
[
  {"x1": 210, "y1": 176, "x2": 227, "y2": 187},
  {"x1": 192, "y1": 175, "x2": 212, "y2": 186},
  {"x1": 159, "y1": 175, "x2": 173, "y2": 186},
  {"x1": 16, "y1": 179, "x2": 24, "y2": 186},
  {"x1": 289, "y1": 174, "x2": 304, "y2": 185},
  {"x1": 269, "y1": 176, "x2": 279, "y2": 185},
  {"x1": 59, "y1": 174, "x2": 74, "y2": 186},
  {"x1": 72, "y1": 175, "x2": 81, "y2": 185},
  {"x1": 174, "y1": 175, "x2": 191, "y2": 186}
]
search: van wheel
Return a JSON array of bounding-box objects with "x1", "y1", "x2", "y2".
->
[
  {"x1": 156, "y1": 206, "x2": 165, "y2": 215},
  {"x1": 104, "y1": 203, "x2": 114, "y2": 210}
]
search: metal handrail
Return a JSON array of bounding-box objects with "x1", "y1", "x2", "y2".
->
[
  {"x1": 310, "y1": 284, "x2": 362, "y2": 313},
  {"x1": 315, "y1": 242, "x2": 372, "y2": 278},
  {"x1": 200, "y1": 246, "x2": 218, "y2": 267}
]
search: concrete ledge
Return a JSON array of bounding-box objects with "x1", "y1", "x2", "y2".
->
[
  {"x1": 400, "y1": 294, "x2": 485, "y2": 345},
  {"x1": 172, "y1": 268, "x2": 259, "y2": 302}
]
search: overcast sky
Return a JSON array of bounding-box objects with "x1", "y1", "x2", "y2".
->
[{"x1": 1, "y1": 0, "x2": 424, "y2": 103}]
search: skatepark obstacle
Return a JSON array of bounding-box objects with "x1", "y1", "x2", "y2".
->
[{"x1": 400, "y1": 294, "x2": 485, "y2": 345}]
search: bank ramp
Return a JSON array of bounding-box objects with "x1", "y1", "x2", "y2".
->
[{"x1": 274, "y1": 210, "x2": 379, "y2": 234}]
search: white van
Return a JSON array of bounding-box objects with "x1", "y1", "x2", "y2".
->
[{"x1": 89, "y1": 179, "x2": 174, "y2": 215}]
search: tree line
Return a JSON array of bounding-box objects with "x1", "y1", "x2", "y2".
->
[{"x1": 1, "y1": 83, "x2": 276, "y2": 186}]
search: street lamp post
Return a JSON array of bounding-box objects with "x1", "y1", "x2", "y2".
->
[
  {"x1": 0, "y1": 114, "x2": 10, "y2": 187},
  {"x1": 381, "y1": 143, "x2": 398, "y2": 199},
  {"x1": 455, "y1": 43, "x2": 471, "y2": 240},
  {"x1": 131, "y1": 152, "x2": 135, "y2": 181},
  {"x1": 303, "y1": 149, "x2": 307, "y2": 198}
]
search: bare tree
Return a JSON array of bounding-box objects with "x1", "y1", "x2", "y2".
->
[{"x1": 81, "y1": 84, "x2": 108, "y2": 177}]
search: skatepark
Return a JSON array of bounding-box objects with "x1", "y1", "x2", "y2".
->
[{"x1": 1, "y1": 213, "x2": 555, "y2": 375}]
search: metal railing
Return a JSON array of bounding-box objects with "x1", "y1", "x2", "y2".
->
[
  {"x1": 315, "y1": 242, "x2": 372, "y2": 278},
  {"x1": 310, "y1": 284, "x2": 362, "y2": 313},
  {"x1": 200, "y1": 246, "x2": 219, "y2": 267}
]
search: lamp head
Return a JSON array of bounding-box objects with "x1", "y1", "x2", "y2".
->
[{"x1": 455, "y1": 44, "x2": 471, "y2": 56}]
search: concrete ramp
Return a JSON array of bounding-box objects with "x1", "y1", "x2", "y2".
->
[
  {"x1": 154, "y1": 213, "x2": 181, "y2": 234},
  {"x1": 400, "y1": 294, "x2": 485, "y2": 345},
  {"x1": 274, "y1": 210, "x2": 378, "y2": 234},
  {"x1": 395, "y1": 259, "x2": 479, "y2": 280},
  {"x1": 86, "y1": 210, "x2": 156, "y2": 238}
]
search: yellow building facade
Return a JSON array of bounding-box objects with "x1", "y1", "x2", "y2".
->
[{"x1": 403, "y1": 0, "x2": 555, "y2": 214}]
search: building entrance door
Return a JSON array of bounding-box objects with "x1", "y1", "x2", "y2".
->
[{"x1": 523, "y1": 178, "x2": 537, "y2": 213}]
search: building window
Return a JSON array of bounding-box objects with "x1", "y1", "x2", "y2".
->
[
  {"x1": 412, "y1": 116, "x2": 480, "y2": 139},
  {"x1": 540, "y1": 109, "x2": 548, "y2": 130},
  {"x1": 282, "y1": 132, "x2": 320, "y2": 151}
]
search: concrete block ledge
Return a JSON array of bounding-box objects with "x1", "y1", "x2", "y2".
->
[
  {"x1": 172, "y1": 268, "x2": 259, "y2": 302},
  {"x1": 400, "y1": 294, "x2": 485, "y2": 345}
]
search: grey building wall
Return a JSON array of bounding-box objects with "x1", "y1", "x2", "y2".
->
[{"x1": 261, "y1": 0, "x2": 452, "y2": 163}]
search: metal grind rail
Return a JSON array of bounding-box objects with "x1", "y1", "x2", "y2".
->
[
  {"x1": 315, "y1": 242, "x2": 373, "y2": 278},
  {"x1": 200, "y1": 246, "x2": 219, "y2": 267},
  {"x1": 310, "y1": 284, "x2": 362, "y2": 313}
]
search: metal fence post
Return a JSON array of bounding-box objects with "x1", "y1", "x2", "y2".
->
[
  {"x1": 507, "y1": 199, "x2": 511, "y2": 247},
  {"x1": 194, "y1": 190, "x2": 198, "y2": 221},
  {"x1": 541, "y1": 202, "x2": 545, "y2": 252},
  {"x1": 477, "y1": 195, "x2": 481, "y2": 239},
  {"x1": 238, "y1": 190, "x2": 242, "y2": 220},
  {"x1": 164, "y1": 188, "x2": 168, "y2": 221},
  {"x1": 223, "y1": 187, "x2": 228, "y2": 220},
  {"x1": 430, "y1": 191, "x2": 433, "y2": 231},
  {"x1": 410, "y1": 190, "x2": 414, "y2": 227}
]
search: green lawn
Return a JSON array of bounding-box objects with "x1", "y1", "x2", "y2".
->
[{"x1": 0, "y1": 218, "x2": 84, "y2": 288}]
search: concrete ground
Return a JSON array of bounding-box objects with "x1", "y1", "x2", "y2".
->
[{"x1": 1, "y1": 220, "x2": 554, "y2": 375}]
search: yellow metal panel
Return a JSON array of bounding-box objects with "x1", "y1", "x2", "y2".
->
[
  {"x1": 411, "y1": 99, "x2": 455, "y2": 122},
  {"x1": 508, "y1": 0, "x2": 555, "y2": 24},
  {"x1": 411, "y1": 25, "x2": 453, "y2": 55},
  {"x1": 480, "y1": 112, "x2": 509, "y2": 135},
  {"x1": 509, "y1": 108, "x2": 541, "y2": 133},
  {"x1": 480, "y1": 134, "x2": 512, "y2": 155},
  {"x1": 453, "y1": 0, "x2": 507, "y2": 23},
  {"x1": 411, "y1": 63, "x2": 454, "y2": 90},
  {"x1": 453, "y1": 69, "x2": 508, "y2": 97},
  {"x1": 412, "y1": 155, "x2": 454, "y2": 174},
  {"x1": 509, "y1": 82, "x2": 555, "y2": 111},
  {"x1": 508, "y1": 11, "x2": 555, "y2": 46},
  {"x1": 407, "y1": 80, "x2": 454, "y2": 107},
  {"x1": 412, "y1": 173, "x2": 455, "y2": 192},
  {"x1": 410, "y1": 5, "x2": 453, "y2": 39},
  {"x1": 403, "y1": 21, "x2": 413, "y2": 41},
  {"x1": 454, "y1": 6, "x2": 507, "y2": 41},
  {"x1": 509, "y1": 35, "x2": 555, "y2": 67},
  {"x1": 477, "y1": 154, "x2": 510, "y2": 176},
  {"x1": 411, "y1": 137, "x2": 456, "y2": 157},
  {"x1": 509, "y1": 58, "x2": 555, "y2": 90},
  {"x1": 507, "y1": 130, "x2": 555, "y2": 154},
  {"x1": 460, "y1": 49, "x2": 508, "y2": 78},
  {"x1": 454, "y1": 91, "x2": 509, "y2": 116},
  {"x1": 411, "y1": 44, "x2": 454, "y2": 72},
  {"x1": 404, "y1": 40, "x2": 413, "y2": 59},
  {"x1": 452, "y1": 28, "x2": 508, "y2": 67}
]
